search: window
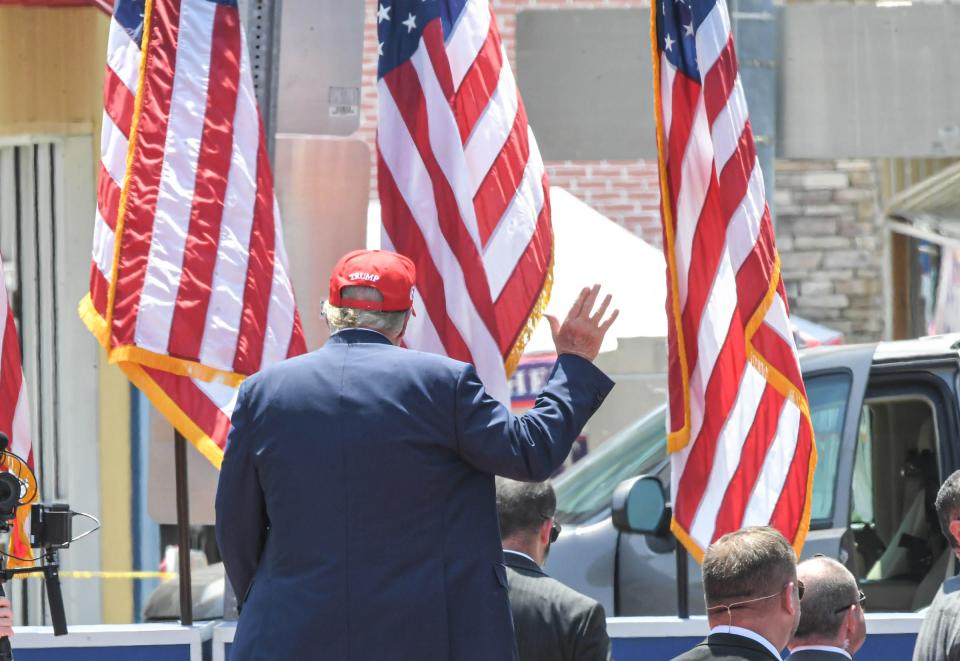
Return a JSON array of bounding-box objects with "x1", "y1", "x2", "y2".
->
[
  {"x1": 554, "y1": 407, "x2": 667, "y2": 526},
  {"x1": 850, "y1": 392, "x2": 945, "y2": 612},
  {"x1": 806, "y1": 372, "x2": 854, "y2": 525}
]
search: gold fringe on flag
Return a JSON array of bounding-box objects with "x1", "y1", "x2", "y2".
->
[{"x1": 504, "y1": 241, "x2": 555, "y2": 378}]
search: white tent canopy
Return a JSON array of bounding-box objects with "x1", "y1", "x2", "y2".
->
[
  {"x1": 521, "y1": 188, "x2": 667, "y2": 353},
  {"x1": 367, "y1": 186, "x2": 668, "y2": 355}
]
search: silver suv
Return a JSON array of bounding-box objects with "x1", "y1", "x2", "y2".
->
[{"x1": 546, "y1": 335, "x2": 960, "y2": 616}]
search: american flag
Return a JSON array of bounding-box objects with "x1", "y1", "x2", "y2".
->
[
  {"x1": 79, "y1": 0, "x2": 306, "y2": 466},
  {"x1": 0, "y1": 256, "x2": 35, "y2": 567},
  {"x1": 376, "y1": 0, "x2": 553, "y2": 402},
  {"x1": 653, "y1": 0, "x2": 816, "y2": 559}
]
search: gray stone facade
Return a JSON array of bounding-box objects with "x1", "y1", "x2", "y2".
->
[{"x1": 774, "y1": 159, "x2": 885, "y2": 344}]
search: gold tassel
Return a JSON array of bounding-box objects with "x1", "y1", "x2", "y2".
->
[{"x1": 504, "y1": 242, "x2": 555, "y2": 378}]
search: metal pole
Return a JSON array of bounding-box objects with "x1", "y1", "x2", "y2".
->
[
  {"x1": 174, "y1": 431, "x2": 193, "y2": 627},
  {"x1": 244, "y1": 0, "x2": 282, "y2": 162},
  {"x1": 675, "y1": 539, "x2": 689, "y2": 619}
]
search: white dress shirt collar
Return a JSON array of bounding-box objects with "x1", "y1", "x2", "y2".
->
[
  {"x1": 503, "y1": 549, "x2": 539, "y2": 566},
  {"x1": 789, "y1": 644, "x2": 852, "y2": 659},
  {"x1": 331, "y1": 327, "x2": 391, "y2": 341},
  {"x1": 709, "y1": 625, "x2": 782, "y2": 660}
]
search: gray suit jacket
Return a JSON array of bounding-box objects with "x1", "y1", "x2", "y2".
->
[{"x1": 504, "y1": 550, "x2": 612, "y2": 661}]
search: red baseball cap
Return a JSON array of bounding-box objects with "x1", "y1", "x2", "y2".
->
[{"x1": 328, "y1": 249, "x2": 416, "y2": 312}]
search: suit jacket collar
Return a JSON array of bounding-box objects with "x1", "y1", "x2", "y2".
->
[
  {"x1": 503, "y1": 550, "x2": 546, "y2": 576},
  {"x1": 788, "y1": 647, "x2": 851, "y2": 659},
  {"x1": 705, "y1": 632, "x2": 782, "y2": 660},
  {"x1": 326, "y1": 328, "x2": 394, "y2": 346}
]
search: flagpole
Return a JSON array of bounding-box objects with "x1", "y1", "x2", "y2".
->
[
  {"x1": 174, "y1": 431, "x2": 193, "y2": 627},
  {"x1": 675, "y1": 541, "x2": 689, "y2": 619}
]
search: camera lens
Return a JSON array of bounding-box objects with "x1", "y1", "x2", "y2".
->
[{"x1": 0, "y1": 472, "x2": 21, "y2": 514}]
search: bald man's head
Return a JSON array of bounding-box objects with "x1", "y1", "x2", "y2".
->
[{"x1": 791, "y1": 557, "x2": 866, "y2": 653}]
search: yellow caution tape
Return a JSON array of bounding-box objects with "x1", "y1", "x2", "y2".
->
[{"x1": 11, "y1": 570, "x2": 176, "y2": 580}]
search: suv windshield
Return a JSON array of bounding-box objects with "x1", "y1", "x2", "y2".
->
[
  {"x1": 554, "y1": 407, "x2": 668, "y2": 525},
  {"x1": 554, "y1": 372, "x2": 852, "y2": 526}
]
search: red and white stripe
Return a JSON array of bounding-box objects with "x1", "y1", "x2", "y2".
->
[
  {"x1": 0, "y1": 254, "x2": 35, "y2": 561},
  {"x1": 84, "y1": 0, "x2": 306, "y2": 462},
  {"x1": 377, "y1": 1, "x2": 552, "y2": 403},
  {"x1": 656, "y1": 0, "x2": 814, "y2": 557}
]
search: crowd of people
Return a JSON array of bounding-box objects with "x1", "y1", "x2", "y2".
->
[
  {"x1": 669, "y1": 527, "x2": 861, "y2": 661},
  {"x1": 664, "y1": 467, "x2": 960, "y2": 661},
  {"x1": 211, "y1": 248, "x2": 960, "y2": 660}
]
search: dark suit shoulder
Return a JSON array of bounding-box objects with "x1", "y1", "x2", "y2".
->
[
  {"x1": 786, "y1": 650, "x2": 849, "y2": 660},
  {"x1": 245, "y1": 337, "x2": 468, "y2": 390},
  {"x1": 391, "y1": 345, "x2": 470, "y2": 374},
  {"x1": 504, "y1": 562, "x2": 611, "y2": 661},
  {"x1": 671, "y1": 633, "x2": 780, "y2": 660},
  {"x1": 506, "y1": 565, "x2": 604, "y2": 616}
]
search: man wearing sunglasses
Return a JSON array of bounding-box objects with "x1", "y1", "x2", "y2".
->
[
  {"x1": 672, "y1": 527, "x2": 802, "y2": 660},
  {"x1": 787, "y1": 556, "x2": 866, "y2": 659},
  {"x1": 496, "y1": 478, "x2": 612, "y2": 661}
]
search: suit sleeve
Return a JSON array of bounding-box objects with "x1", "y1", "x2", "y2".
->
[
  {"x1": 454, "y1": 353, "x2": 614, "y2": 481},
  {"x1": 215, "y1": 382, "x2": 268, "y2": 610},
  {"x1": 573, "y1": 601, "x2": 613, "y2": 661}
]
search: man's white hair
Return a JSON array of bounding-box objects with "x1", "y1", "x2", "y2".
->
[{"x1": 323, "y1": 286, "x2": 407, "y2": 336}]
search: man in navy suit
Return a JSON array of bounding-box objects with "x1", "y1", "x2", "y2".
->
[{"x1": 215, "y1": 249, "x2": 618, "y2": 661}]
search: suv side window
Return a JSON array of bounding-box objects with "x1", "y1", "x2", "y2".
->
[
  {"x1": 850, "y1": 389, "x2": 946, "y2": 612},
  {"x1": 851, "y1": 409, "x2": 874, "y2": 527},
  {"x1": 806, "y1": 372, "x2": 854, "y2": 526}
]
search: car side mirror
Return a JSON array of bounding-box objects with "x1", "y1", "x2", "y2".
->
[{"x1": 611, "y1": 475, "x2": 670, "y2": 536}]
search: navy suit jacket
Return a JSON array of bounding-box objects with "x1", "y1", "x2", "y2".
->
[{"x1": 215, "y1": 329, "x2": 615, "y2": 661}]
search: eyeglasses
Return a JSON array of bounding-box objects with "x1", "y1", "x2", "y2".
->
[
  {"x1": 550, "y1": 521, "x2": 562, "y2": 543},
  {"x1": 541, "y1": 513, "x2": 562, "y2": 543},
  {"x1": 707, "y1": 580, "x2": 804, "y2": 615},
  {"x1": 833, "y1": 590, "x2": 866, "y2": 614}
]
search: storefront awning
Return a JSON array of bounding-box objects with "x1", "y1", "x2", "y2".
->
[{"x1": 887, "y1": 160, "x2": 960, "y2": 246}]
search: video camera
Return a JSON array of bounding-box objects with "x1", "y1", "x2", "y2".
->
[
  {"x1": 0, "y1": 432, "x2": 100, "y2": 659},
  {"x1": 0, "y1": 462, "x2": 72, "y2": 550}
]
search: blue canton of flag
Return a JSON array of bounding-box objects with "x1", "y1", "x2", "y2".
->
[
  {"x1": 114, "y1": 0, "x2": 146, "y2": 42},
  {"x1": 377, "y1": 0, "x2": 470, "y2": 78},
  {"x1": 656, "y1": 0, "x2": 723, "y2": 80}
]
